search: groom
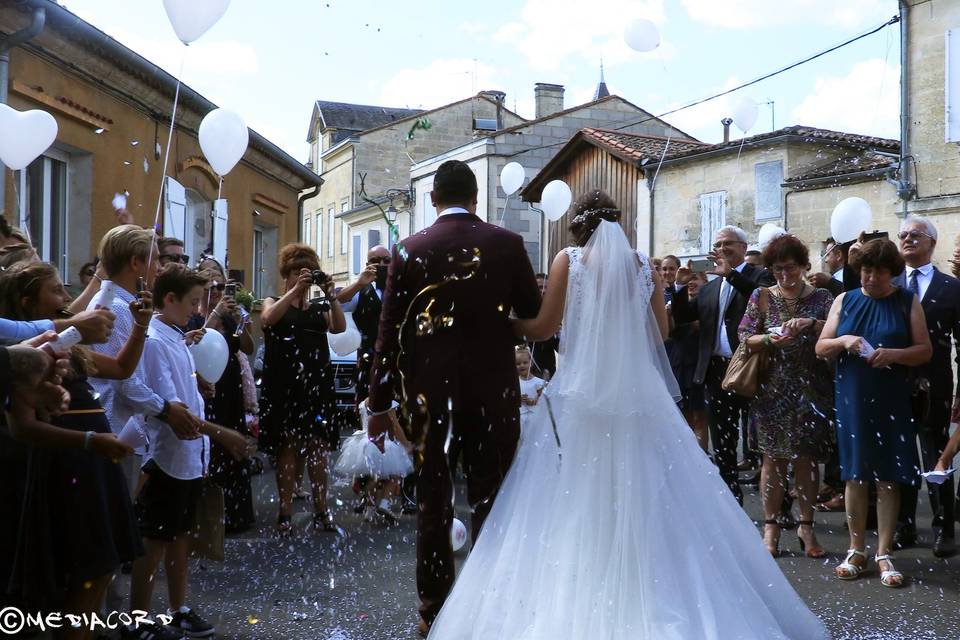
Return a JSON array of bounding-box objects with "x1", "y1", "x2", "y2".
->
[{"x1": 366, "y1": 160, "x2": 541, "y2": 635}]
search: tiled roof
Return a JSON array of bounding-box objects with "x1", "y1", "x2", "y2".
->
[
  {"x1": 783, "y1": 151, "x2": 897, "y2": 183},
  {"x1": 661, "y1": 124, "x2": 900, "y2": 162},
  {"x1": 314, "y1": 100, "x2": 424, "y2": 133},
  {"x1": 581, "y1": 128, "x2": 709, "y2": 163}
]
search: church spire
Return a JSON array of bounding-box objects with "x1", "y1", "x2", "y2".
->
[{"x1": 594, "y1": 59, "x2": 610, "y2": 100}]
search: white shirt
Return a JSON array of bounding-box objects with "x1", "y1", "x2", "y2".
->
[
  {"x1": 519, "y1": 376, "x2": 545, "y2": 416},
  {"x1": 140, "y1": 317, "x2": 209, "y2": 480},
  {"x1": 832, "y1": 269, "x2": 843, "y2": 282},
  {"x1": 714, "y1": 262, "x2": 748, "y2": 358},
  {"x1": 438, "y1": 206, "x2": 470, "y2": 217},
  {"x1": 87, "y1": 283, "x2": 165, "y2": 434},
  {"x1": 905, "y1": 263, "x2": 934, "y2": 302}
]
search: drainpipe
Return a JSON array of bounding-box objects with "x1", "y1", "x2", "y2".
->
[
  {"x1": 897, "y1": 0, "x2": 913, "y2": 215},
  {"x1": 297, "y1": 185, "x2": 320, "y2": 242},
  {"x1": 0, "y1": 5, "x2": 46, "y2": 214}
]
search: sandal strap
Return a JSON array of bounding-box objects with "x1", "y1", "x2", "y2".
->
[
  {"x1": 845, "y1": 549, "x2": 867, "y2": 560},
  {"x1": 875, "y1": 554, "x2": 894, "y2": 562}
]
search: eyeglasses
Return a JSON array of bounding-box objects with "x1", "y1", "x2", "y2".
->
[
  {"x1": 771, "y1": 263, "x2": 801, "y2": 274},
  {"x1": 209, "y1": 283, "x2": 226, "y2": 291},
  {"x1": 713, "y1": 240, "x2": 746, "y2": 249},
  {"x1": 159, "y1": 253, "x2": 190, "y2": 264},
  {"x1": 897, "y1": 230, "x2": 933, "y2": 241},
  {"x1": 368, "y1": 257, "x2": 390, "y2": 265}
]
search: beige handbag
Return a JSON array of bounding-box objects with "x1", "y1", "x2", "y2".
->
[{"x1": 721, "y1": 288, "x2": 770, "y2": 398}]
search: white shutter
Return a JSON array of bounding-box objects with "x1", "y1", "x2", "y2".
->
[
  {"x1": 699, "y1": 191, "x2": 726, "y2": 254},
  {"x1": 212, "y1": 198, "x2": 228, "y2": 269},
  {"x1": 636, "y1": 179, "x2": 651, "y2": 253},
  {"x1": 947, "y1": 29, "x2": 960, "y2": 143},
  {"x1": 163, "y1": 176, "x2": 187, "y2": 244}
]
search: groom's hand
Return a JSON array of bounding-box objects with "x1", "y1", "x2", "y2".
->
[{"x1": 367, "y1": 413, "x2": 390, "y2": 453}]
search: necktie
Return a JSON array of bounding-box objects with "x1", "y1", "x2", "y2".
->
[
  {"x1": 717, "y1": 279, "x2": 732, "y2": 350},
  {"x1": 909, "y1": 269, "x2": 920, "y2": 298}
]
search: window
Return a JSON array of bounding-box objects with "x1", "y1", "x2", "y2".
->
[
  {"x1": 315, "y1": 212, "x2": 323, "y2": 254},
  {"x1": 340, "y1": 199, "x2": 349, "y2": 254},
  {"x1": 352, "y1": 234, "x2": 362, "y2": 275},
  {"x1": 16, "y1": 151, "x2": 69, "y2": 277},
  {"x1": 303, "y1": 215, "x2": 311, "y2": 246},
  {"x1": 327, "y1": 207, "x2": 335, "y2": 257},
  {"x1": 253, "y1": 223, "x2": 278, "y2": 299},
  {"x1": 252, "y1": 227, "x2": 264, "y2": 299},
  {"x1": 948, "y1": 29, "x2": 960, "y2": 142},
  {"x1": 698, "y1": 191, "x2": 726, "y2": 254},
  {"x1": 368, "y1": 229, "x2": 381, "y2": 249},
  {"x1": 754, "y1": 161, "x2": 783, "y2": 221}
]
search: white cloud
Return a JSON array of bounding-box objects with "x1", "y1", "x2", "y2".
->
[
  {"x1": 791, "y1": 58, "x2": 900, "y2": 139},
  {"x1": 680, "y1": 0, "x2": 891, "y2": 29},
  {"x1": 492, "y1": 0, "x2": 666, "y2": 71},
  {"x1": 100, "y1": 27, "x2": 259, "y2": 78},
  {"x1": 654, "y1": 76, "x2": 757, "y2": 143},
  {"x1": 378, "y1": 58, "x2": 501, "y2": 109}
]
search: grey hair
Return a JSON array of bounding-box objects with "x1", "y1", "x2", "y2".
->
[
  {"x1": 901, "y1": 215, "x2": 938, "y2": 242},
  {"x1": 715, "y1": 225, "x2": 748, "y2": 244}
]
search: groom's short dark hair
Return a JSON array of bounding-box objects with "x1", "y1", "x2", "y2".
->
[{"x1": 433, "y1": 160, "x2": 478, "y2": 207}]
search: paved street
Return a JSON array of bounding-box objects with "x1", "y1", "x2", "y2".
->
[{"x1": 122, "y1": 462, "x2": 960, "y2": 640}]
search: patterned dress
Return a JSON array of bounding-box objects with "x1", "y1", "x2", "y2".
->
[{"x1": 738, "y1": 286, "x2": 835, "y2": 460}]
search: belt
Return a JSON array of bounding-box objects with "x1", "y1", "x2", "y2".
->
[{"x1": 59, "y1": 408, "x2": 106, "y2": 415}]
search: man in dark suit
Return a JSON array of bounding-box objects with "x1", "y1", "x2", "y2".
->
[
  {"x1": 893, "y1": 215, "x2": 958, "y2": 558},
  {"x1": 528, "y1": 273, "x2": 559, "y2": 379},
  {"x1": 337, "y1": 244, "x2": 391, "y2": 404},
  {"x1": 366, "y1": 160, "x2": 541, "y2": 635},
  {"x1": 672, "y1": 226, "x2": 775, "y2": 504}
]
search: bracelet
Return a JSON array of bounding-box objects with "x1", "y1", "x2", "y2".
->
[
  {"x1": 83, "y1": 430, "x2": 94, "y2": 450},
  {"x1": 92, "y1": 274, "x2": 102, "y2": 284},
  {"x1": 762, "y1": 334, "x2": 772, "y2": 348},
  {"x1": 210, "y1": 309, "x2": 222, "y2": 320},
  {"x1": 133, "y1": 319, "x2": 149, "y2": 329}
]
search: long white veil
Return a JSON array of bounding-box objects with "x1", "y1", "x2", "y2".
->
[{"x1": 547, "y1": 219, "x2": 680, "y2": 415}]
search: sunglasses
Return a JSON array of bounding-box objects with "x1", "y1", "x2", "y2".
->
[
  {"x1": 159, "y1": 253, "x2": 190, "y2": 264},
  {"x1": 368, "y1": 257, "x2": 390, "y2": 265}
]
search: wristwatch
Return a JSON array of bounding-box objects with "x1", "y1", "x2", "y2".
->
[{"x1": 156, "y1": 400, "x2": 171, "y2": 422}]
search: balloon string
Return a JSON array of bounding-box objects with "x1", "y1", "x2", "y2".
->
[
  {"x1": 217, "y1": 177, "x2": 223, "y2": 200},
  {"x1": 11, "y1": 176, "x2": 31, "y2": 246},
  {"x1": 148, "y1": 50, "x2": 187, "y2": 277},
  {"x1": 497, "y1": 192, "x2": 511, "y2": 225},
  {"x1": 725, "y1": 135, "x2": 748, "y2": 197},
  {"x1": 650, "y1": 132, "x2": 671, "y2": 193}
]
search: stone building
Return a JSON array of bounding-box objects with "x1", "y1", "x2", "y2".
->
[
  {"x1": 1, "y1": 0, "x2": 320, "y2": 298},
  {"x1": 302, "y1": 93, "x2": 525, "y2": 284},
  {"x1": 411, "y1": 83, "x2": 696, "y2": 271},
  {"x1": 524, "y1": 124, "x2": 900, "y2": 267}
]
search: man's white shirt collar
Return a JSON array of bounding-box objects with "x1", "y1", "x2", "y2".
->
[
  {"x1": 906, "y1": 263, "x2": 933, "y2": 277},
  {"x1": 437, "y1": 207, "x2": 470, "y2": 217}
]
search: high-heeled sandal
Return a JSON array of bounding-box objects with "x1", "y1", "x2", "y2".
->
[
  {"x1": 313, "y1": 510, "x2": 337, "y2": 532},
  {"x1": 835, "y1": 549, "x2": 867, "y2": 580},
  {"x1": 762, "y1": 519, "x2": 781, "y2": 557},
  {"x1": 276, "y1": 514, "x2": 293, "y2": 539},
  {"x1": 796, "y1": 520, "x2": 826, "y2": 558},
  {"x1": 875, "y1": 554, "x2": 904, "y2": 588}
]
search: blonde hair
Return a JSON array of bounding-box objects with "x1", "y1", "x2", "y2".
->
[{"x1": 98, "y1": 225, "x2": 154, "y2": 277}]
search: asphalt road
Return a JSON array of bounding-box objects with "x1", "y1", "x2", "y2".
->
[{"x1": 116, "y1": 462, "x2": 960, "y2": 640}]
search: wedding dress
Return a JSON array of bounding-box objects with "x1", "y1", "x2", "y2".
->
[{"x1": 427, "y1": 220, "x2": 830, "y2": 640}]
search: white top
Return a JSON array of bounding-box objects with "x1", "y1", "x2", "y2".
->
[
  {"x1": 87, "y1": 282, "x2": 165, "y2": 435},
  {"x1": 519, "y1": 376, "x2": 545, "y2": 415},
  {"x1": 714, "y1": 262, "x2": 748, "y2": 358},
  {"x1": 438, "y1": 206, "x2": 470, "y2": 217},
  {"x1": 905, "y1": 263, "x2": 934, "y2": 302},
  {"x1": 140, "y1": 317, "x2": 208, "y2": 480}
]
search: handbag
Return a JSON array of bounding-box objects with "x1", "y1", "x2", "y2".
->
[
  {"x1": 896, "y1": 288, "x2": 931, "y2": 424},
  {"x1": 721, "y1": 288, "x2": 770, "y2": 397},
  {"x1": 189, "y1": 479, "x2": 225, "y2": 561}
]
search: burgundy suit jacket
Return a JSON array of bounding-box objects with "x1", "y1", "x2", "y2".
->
[{"x1": 367, "y1": 213, "x2": 541, "y2": 417}]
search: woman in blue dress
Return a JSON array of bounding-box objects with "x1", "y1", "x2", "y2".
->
[{"x1": 817, "y1": 239, "x2": 931, "y2": 588}]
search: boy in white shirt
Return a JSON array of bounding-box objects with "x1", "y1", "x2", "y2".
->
[{"x1": 125, "y1": 264, "x2": 247, "y2": 640}]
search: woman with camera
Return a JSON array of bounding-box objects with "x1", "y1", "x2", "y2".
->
[{"x1": 259, "y1": 243, "x2": 346, "y2": 536}]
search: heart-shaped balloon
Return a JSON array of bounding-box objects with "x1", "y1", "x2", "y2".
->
[
  {"x1": 162, "y1": 0, "x2": 232, "y2": 44},
  {"x1": 189, "y1": 329, "x2": 230, "y2": 383},
  {"x1": 198, "y1": 108, "x2": 249, "y2": 176},
  {"x1": 0, "y1": 104, "x2": 58, "y2": 170}
]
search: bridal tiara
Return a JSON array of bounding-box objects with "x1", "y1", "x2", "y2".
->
[{"x1": 571, "y1": 207, "x2": 622, "y2": 225}]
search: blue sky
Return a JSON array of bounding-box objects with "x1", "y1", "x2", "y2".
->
[{"x1": 60, "y1": 0, "x2": 902, "y2": 162}]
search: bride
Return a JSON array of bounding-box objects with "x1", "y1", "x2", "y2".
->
[{"x1": 427, "y1": 191, "x2": 829, "y2": 639}]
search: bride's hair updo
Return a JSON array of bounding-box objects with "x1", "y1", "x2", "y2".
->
[{"x1": 568, "y1": 190, "x2": 621, "y2": 246}]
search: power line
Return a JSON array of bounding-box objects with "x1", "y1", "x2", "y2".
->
[{"x1": 508, "y1": 14, "x2": 901, "y2": 158}]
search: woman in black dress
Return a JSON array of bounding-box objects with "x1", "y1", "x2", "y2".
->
[
  {"x1": 188, "y1": 264, "x2": 256, "y2": 533},
  {"x1": 259, "y1": 243, "x2": 345, "y2": 536},
  {"x1": 0, "y1": 262, "x2": 150, "y2": 637}
]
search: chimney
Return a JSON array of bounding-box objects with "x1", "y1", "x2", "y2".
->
[
  {"x1": 534, "y1": 83, "x2": 565, "y2": 119},
  {"x1": 480, "y1": 90, "x2": 507, "y2": 128},
  {"x1": 721, "y1": 117, "x2": 733, "y2": 143}
]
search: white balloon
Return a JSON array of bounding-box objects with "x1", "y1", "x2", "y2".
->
[
  {"x1": 732, "y1": 97, "x2": 759, "y2": 133},
  {"x1": 329, "y1": 316, "x2": 362, "y2": 357},
  {"x1": 624, "y1": 19, "x2": 661, "y2": 52},
  {"x1": 757, "y1": 223, "x2": 785, "y2": 248},
  {"x1": 450, "y1": 518, "x2": 468, "y2": 552},
  {"x1": 830, "y1": 197, "x2": 873, "y2": 244},
  {"x1": 500, "y1": 162, "x2": 526, "y2": 196},
  {"x1": 189, "y1": 330, "x2": 229, "y2": 383},
  {"x1": 0, "y1": 104, "x2": 58, "y2": 170},
  {"x1": 541, "y1": 180, "x2": 573, "y2": 222},
  {"x1": 198, "y1": 108, "x2": 249, "y2": 176},
  {"x1": 162, "y1": 0, "x2": 231, "y2": 44}
]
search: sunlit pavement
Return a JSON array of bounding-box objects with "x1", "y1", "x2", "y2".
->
[{"x1": 118, "y1": 461, "x2": 960, "y2": 640}]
